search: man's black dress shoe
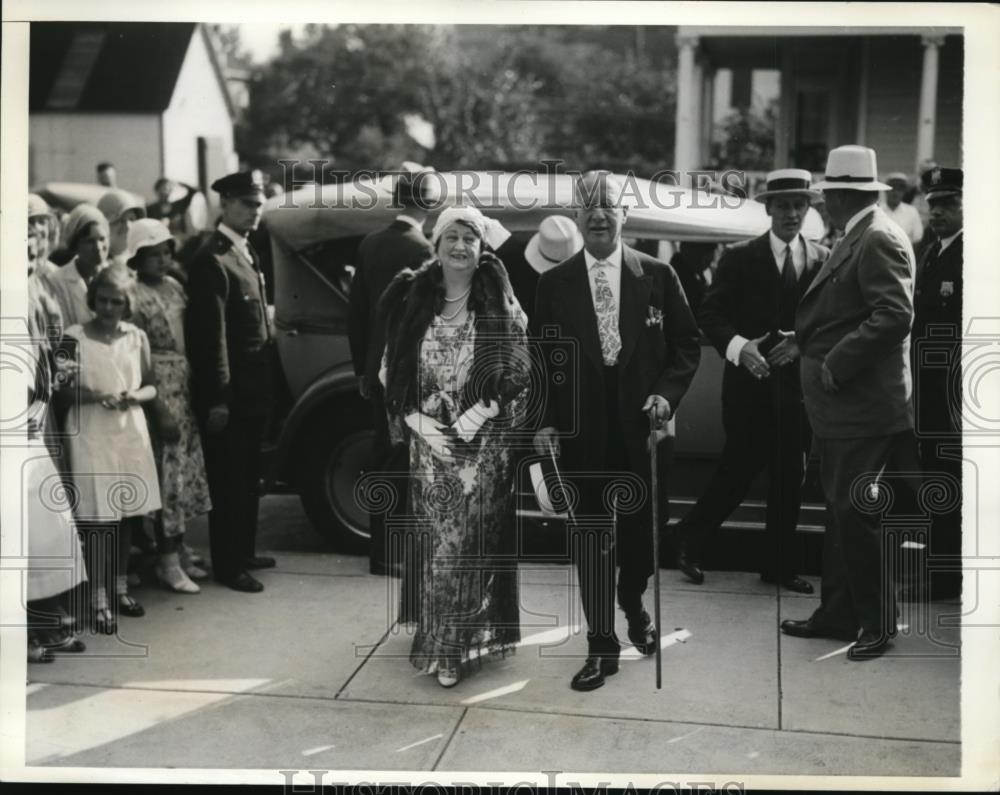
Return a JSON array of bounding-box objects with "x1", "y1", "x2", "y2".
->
[
  {"x1": 761, "y1": 574, "x2": 814, "y2": 594},
  {"x1": 626, "y1": 610, "x2": 658, "y2": 657},
  {"x1": 570, "y1": 656, "x2": 619, "y2": 691},
  {"x1": 370, "y1": 560, "x2": 403, "y2": 578},
  {"x1": 246, "y1": 556, "x2": 276, "y2": 570},
  {"x1": 676, "y1": 553, "x2": 704, "y2": 585},
  {"x1": 847, "y1": 631, "x2": 892, "y2": 661},
  {"x1": 219, "y1": 571, "x2": 264, "y2": 593},
  {"x1": 780, "y1": 618, "x2": 857, "y2": 642}
]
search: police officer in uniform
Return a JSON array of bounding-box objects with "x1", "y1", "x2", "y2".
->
[
  {"x1": 186, "y1": 172, "x2": 276, "y2": 593},
  {"x1": 906, "y1": 167, "x2": 963, "y2": 601}
]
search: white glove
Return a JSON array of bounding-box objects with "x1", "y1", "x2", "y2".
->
[
  {"x1": 405, "y1": 412, "x2": 454, "y2": 463},
  {"x1": 453, "y1": 399, "x2": 500, "y2": 442}
]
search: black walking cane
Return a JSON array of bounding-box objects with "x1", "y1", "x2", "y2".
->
[{"x1": 647, "y1": 409, "x2": 663, "y2": 690}]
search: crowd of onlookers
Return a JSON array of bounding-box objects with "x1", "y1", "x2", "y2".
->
[{"x1": 25, "y1": 162, "x2": 220, "y2": 663}]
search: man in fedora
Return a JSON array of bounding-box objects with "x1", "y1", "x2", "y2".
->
[
  {"x1": 499, "y1": 214, "x2": 585, "y2": 316},
  {"x1": 348, "y1": 163, "x2": 435, "y2": 576},
  {"x1": 186, "y1": 171, "x2": 277, "y2": 593},
  {"x1": 673, "y1": 169, "x2": 829, "y2": 593},
  {"x1": 880, "y1": 172, "x2": 924, "y2": 246},
  {"x1": 532, "y1": 171, "x2": 701, "y2": 691},
  {"x1": 782, "y1": 145, "x2": 919, "y2": 660},
  {"x1": 904, "y1": 167, "x2": 963, "y2": 602}
]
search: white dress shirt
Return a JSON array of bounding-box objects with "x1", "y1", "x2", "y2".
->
[
  {"x1": 844, "y1": 203, "x2": 878, "y2": 236},
  {"x1": 218, "y1": 223, "x2": 254, "y2": 265},
  {"x1": 583, "y1": 244, "x2": 623, "y2": 312},
  {"x1": 938, "y1": 229, "x2": 962, "y2": 254},
  {"x1": 725, "y1": 233, "x2": 806, "y2": 366}
]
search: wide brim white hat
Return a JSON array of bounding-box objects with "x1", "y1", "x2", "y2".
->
[
  {"x1": 813, "y1": 145, "x2": 891, "y2": 192},
  {"x1": 524, "y1": 214, "x2": 583, "y2": 274}
]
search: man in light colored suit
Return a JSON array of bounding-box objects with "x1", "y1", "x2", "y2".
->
[{"x1": 781, "y1": 146, "x2": 919, "y2": 661}]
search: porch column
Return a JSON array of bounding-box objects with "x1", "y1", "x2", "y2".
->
[
  {"x1": 775, "y1": 44, "x2": 794, "y2": 169},
  {"x1": 699, "y1": 62, "x2": 716, "y2": 167},
  {"x1": 856, "y1": 39, "x2": 871, "y2": 144},
  {"x1": 917, "y1": 34, "x2": 945, "y2": 170},
  {"x1": 674, "y1": 33, "x2": 702, "y2": 182}
]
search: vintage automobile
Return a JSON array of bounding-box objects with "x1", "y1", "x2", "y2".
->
[{"x1": 263, "y1": 171, "x2": 827, "y2": 553}]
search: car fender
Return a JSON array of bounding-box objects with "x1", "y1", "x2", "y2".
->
[{"x1": 273, "y1": 363, "x2": 364, "y2": 481}]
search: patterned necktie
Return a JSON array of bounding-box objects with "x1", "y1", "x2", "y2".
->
[{"x1": 592, "y1": 261, "x2": 622, "y2": 366}]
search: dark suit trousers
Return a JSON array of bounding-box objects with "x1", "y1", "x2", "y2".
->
[
  {"x1": 915, "y1": 364, "x2": 963, "y2": 594},
  {"x1": 677, "y1": 376, "x2": 806, "y2": 579},
  {"x1": 917, "y1": 434, "x2": 962, "y2": 593},
  {"x1": 574, "y1": 366, "x2": 650, "y2": 658},
  {"x1": 201, "y1": 413, "x2": 265, "y2": 581},
  {"x1": 369, "y1": 384, "x2": 410, "y2": 569},
  {"x1": 811, "y1": 429, "x2": 919, "y2": 637}
]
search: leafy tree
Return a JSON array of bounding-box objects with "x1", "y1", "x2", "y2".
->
[
  {"x1": 707, "y1": 99, "x2": 779, "y2": 172},
  {"x1": 238, "y1": 24, "x2": 677, "y2": 179}
]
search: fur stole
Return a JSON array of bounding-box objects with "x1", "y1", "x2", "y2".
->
[{"x1": 378, "y1": 252, "x2": 528, "y2": 421}]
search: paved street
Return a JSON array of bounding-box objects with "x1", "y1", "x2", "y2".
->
[{"x1": 25, "y1": 495, "x2": 961, "y2": 778}]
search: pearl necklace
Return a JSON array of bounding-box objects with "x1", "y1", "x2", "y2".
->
[
  {"x1": 443, "y1": 285, "x2": 472, "y2": 303},
  {"x1": 439, "y1": 297, "x2": 468, "y2": 322}
]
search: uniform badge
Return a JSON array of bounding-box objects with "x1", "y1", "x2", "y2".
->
[{"x1": 940, "y1": 281, "x2": 954, "y2": 297}]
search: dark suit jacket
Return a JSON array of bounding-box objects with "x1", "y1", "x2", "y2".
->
[
  {"x1": 532, "y1": 245, "x2": 701, "y2": 475},
  {"x1": 795, "y1": 207, "x2": 916, "y2": 439},
  {"x1": 699, "y1": 232, "x2": 828, "y2": 408},
  {"x1": 912, "y1": 231, "x2": 962, "y2": 434},
  {"x1": 913, "y1": 232, "x2": 962, "y2": 341},
  {"x1": 185, "y1": 230, "x2": 273, "y2": 418},
  {"x1": 348, "y1": 219, "x2": 434, "y2": 381}
]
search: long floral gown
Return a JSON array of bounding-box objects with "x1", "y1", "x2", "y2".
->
[
  {"x1": 131, "y1": 277, "x2": 211, "y2": 536},
  {"x1": 402, "y1": 308, "x2": 530, "y2": 674}
]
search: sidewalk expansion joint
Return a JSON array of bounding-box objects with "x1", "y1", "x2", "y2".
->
[
  {"x1": 334, "y1": 624, "x2": 394, "y2": 699},
  {"x1": 332, "y1": 696, "x2": 960, "y2": 746},
  {"x1": 431, "y1": 707, "x2": 468, "y2": 770},
  {"x1": 28, "y1": 681, "x2": 960, "y2": 747}
]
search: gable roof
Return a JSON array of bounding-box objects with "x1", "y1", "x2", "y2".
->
[{"x1": 30, "y1": 22, "x2": 228, "y2": 115}]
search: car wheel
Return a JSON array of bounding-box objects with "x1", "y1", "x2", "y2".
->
[{"x1": 297, "y1": 400, "x2": 374, "y2": 553}]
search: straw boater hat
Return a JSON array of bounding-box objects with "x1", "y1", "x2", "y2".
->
[
  {"x1": 753, "y1": 168, "x2": 821, "y2": 203},
  {"x1": 813, "y1": 145, "x2": 891, "y2": 192},
  {"x1": 524, "y1": 215, "x2": 583, "y2": 273}
]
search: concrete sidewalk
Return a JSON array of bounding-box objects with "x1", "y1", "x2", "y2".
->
[{"x1": 25, "y1": 498, "x2": 961, "y2": 778}]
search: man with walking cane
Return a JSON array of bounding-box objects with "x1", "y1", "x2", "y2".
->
[{"x1": 532, "y1": 171, "x2": 701, "y2": 691}]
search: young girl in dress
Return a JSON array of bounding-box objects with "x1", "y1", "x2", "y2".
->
[
  {"x1": 63, "y1": 267, "x2": 162, "y2": 634},
  {"x1": 127, "y1": 219, "x2": 212, "y2": 593}
]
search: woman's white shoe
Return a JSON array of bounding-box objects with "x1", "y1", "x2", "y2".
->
[
  {"x1": 436, "y1": 666, "x2": 461, "y2": 688},
  {"x1": 156, "y1": 553, "x2": 200, "y2": 593},
  {"x1": 179, "y1": 545, "x2": 209, "y2": 580}
]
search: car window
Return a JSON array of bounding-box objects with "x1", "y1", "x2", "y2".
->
[{"x1": 299, "y1": 235, "x2": 366, "y2": 296}]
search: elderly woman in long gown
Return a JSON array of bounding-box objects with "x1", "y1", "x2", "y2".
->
[{"x1": 377, "y1": 207, "x2": 531, "y2": 688}]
